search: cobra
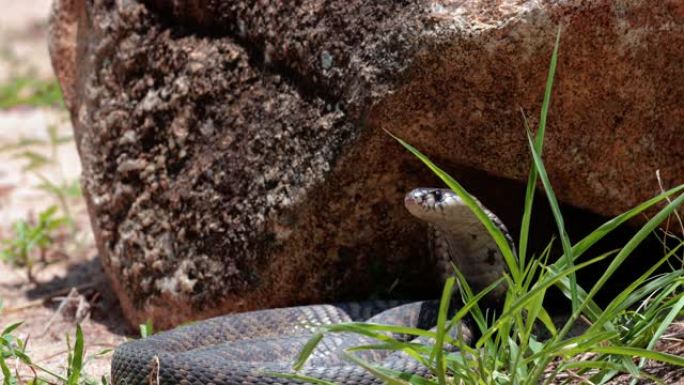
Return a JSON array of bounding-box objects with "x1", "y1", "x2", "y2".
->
[{"x1": 112, "y1": 188, "x2": 512, "y2": 385}]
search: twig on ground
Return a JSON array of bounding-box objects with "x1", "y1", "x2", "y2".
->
[
  {"x1": 41, "y1": 287, "x2": 91, "y2": 335},
  {"x1": 2, "y1": 281, "x2": 98, "y2": 314}
]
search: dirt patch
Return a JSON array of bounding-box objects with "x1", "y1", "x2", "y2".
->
[
  {"x1": 0, "y1": 1, "x2": 128, "y2": 381},
  {"x1": 0, "y1": 257, "x2": 129, "y2": 381}
]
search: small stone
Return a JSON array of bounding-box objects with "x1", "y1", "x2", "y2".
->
[
  {"x1": 320, "y1": 50, "x2": 333, "y2": 70},
  {"x1": 200, "y1": 119, "x2": 215, "y2": 136}
]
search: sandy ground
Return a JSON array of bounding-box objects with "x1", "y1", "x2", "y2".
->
[{"x1": 0, "y1": 0, "x2": 129, "y2": 382}]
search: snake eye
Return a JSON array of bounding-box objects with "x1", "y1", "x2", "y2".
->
[{"x1": 432, "y1": 190, "x2": 442, "y2": 202}]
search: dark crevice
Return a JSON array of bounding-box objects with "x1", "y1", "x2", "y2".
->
[{"x1": 432, "y1": 159, "x2": 675, "y2": 309}]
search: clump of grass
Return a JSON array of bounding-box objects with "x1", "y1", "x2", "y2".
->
[
  {"x1": 0, "y1": 304, "x2": 111, "y2": 385},
  {"x1": 0, "y1": 69, "x2": 79, "y2": 227},
  {"x1": 0, "y1": 71, "x2": 100, "y2": 383},
  {"x1": 0, "y1": 118, "x2": 82, "y2": 280},
  {"x1": 0, "y1": 309, "x2": 155, "y2": 385},
  {"x1": 291, "y1": 30, "x2": 684, "y2": 384},
  {"x1": 0, "y1": 77, "x2": 63, "y2": 109},
  {"x1": 0, "y1": 124, "x2": 80, "y2": 225},
  {"x1": 0, "y1": 205, "x2": 69, "y2": 281}
]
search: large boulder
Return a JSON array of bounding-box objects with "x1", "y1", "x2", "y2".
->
[{"x1": 49, "y1": 0, "x2": 684, "y2": 328}]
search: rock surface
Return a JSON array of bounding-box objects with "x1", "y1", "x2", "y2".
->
[{"x1": 49, "y1": 0, "x2": 684, "y2": 328}]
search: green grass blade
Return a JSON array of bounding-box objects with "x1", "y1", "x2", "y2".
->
[
  {"x1": 542, "y1": 359, "x2": 625, "y2": 385},
  {"x1": 343, "y1": 351, "x2": 414, "y2": 385},
  {"x1": 537, "y1": 26, "x2": 561, "y2": 152},
  {"x1": 587, "y1": 346, "x2": 684, "y2": 367},
  {"x1": 346, "y1": 343, "x2": 431, "y2": 368},
  {"x1": 361, "y1": 365, "x2": 438, "y2": 385},
  {"x1": 449, "y1": 273, "x2": 506, "y2": 330},
  {"x1": 293, "y1": 332, "x2": 324, "y2": 371},
  {"x1": 324, "y1": 323, "x2": 436, "y2": 340},
  {"x1": 66, "y1": 324, "x2": 85, "y2": 385},
  {"x1": 558, "y1": 192, "x2": 684, "y2": 340},
  {"x1": 431, "y1": 277, "x2": 455, "y2": 385},
  {"x1": 518, "y1": 26, "x2": 561, "y2": 268},
  {"x1": 522, "y1": 240, "x2": 554, "y2": 291},
  {"x1": 267, "y1": 372, "x2": 338, "y2": 385},
  {"x1": 477, "y1": 253, "x2": 609, "y2": 345},
  {"x1": 629, "y1": 284, "x2": 684, "y2": 385},
  {"x1": 313, "y1": 322, "x2": 449, "y2": 368},
  {"x1": 10, "y1": 346, "x2": 67, "y2": 383},
  {"x1": 389, "y1": 370, "x2": 439, "y2": 385},
  {"x1": 449, "y1": 267, "x2": 505, "y2": 355},
  {"x1": 559, "y1": 359, "x2": 624, "y2": 371},
  {"x1": 645, "y1": 289, "x2": 684, "y2": 351},
  {"x1": 526, "y1": 330, "x2": 618, "y2": 364},
  {"x1": 587, "y1": 193, "x2": 684, "y2": 302},
  {"x1": 591, "y1": 242, "x2": 683, "y2": 332},
  {"x1": 528, "y1": 329, "x2": 620, "y2": 384},
  {"x1": 1, "y1": 322, "x2": 23, "y2": 337},
  {"x1": 526, "y1": 129, "x2": 578, "y2": 312},
  {"x1": 511, "y1": 271, "x2": 551, "y2": 385},
  {"x1": 0, "y1": 354, "x2": 13, "y2": 385},
  {"x1": 139, "y1": 319, "x2": 154, "y2": 338},
  {"x1": 518, "y1": 110, "x2": 535, "y2": 271},
  {"x1": 569, "y1": 185, "x2": 684, "y2": 261},
  {"x1": 549, "y1": 251, "x2": 619, "y2": 323}
]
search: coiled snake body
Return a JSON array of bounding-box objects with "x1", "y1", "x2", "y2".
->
[{"x1": 112, "y1": 188, "x2": 512, "y2": 385}]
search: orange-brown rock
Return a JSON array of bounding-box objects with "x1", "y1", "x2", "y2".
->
[{"x1": 49, "y1": 0, "x2": 683, "y2": 328}]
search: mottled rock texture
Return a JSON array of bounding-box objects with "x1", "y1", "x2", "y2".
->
[{"x1": 49, "y1": 0, "x2": 684, "y2": 328}]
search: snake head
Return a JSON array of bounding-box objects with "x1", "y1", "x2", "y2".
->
[
  {"x1": 404, "y1": 188, "x2": 473, "y2": 226},
  {"x1": 404, "y1": 187, "x2": 510, "y2": 243}
]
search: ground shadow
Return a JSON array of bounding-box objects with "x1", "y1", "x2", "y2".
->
[{"x1": 24, "y1": 256, "x2": 132, "y2": 336}]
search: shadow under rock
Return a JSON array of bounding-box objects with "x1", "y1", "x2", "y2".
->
[
  {"x1": 25, "y1": 256, "x2": 131, "y2": 336},
  {"x1": 444, "y1": 162, "x2": 681, "y2": 312}
]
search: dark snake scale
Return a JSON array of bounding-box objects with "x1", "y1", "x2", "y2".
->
[{"x1": 112, "y1": 189, "x2": 512, "y2": 385}]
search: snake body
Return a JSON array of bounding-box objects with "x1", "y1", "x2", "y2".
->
[{"x1": 112, "y1": 188, "x2": 511, "y2": 385}]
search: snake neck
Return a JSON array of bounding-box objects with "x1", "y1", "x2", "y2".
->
[
  {"x1": 429, "y1": 224, "x2": 508, "y2": 299},
  {"x1": 405, "y1": 188, "x2": 514, "y2": 304}
]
